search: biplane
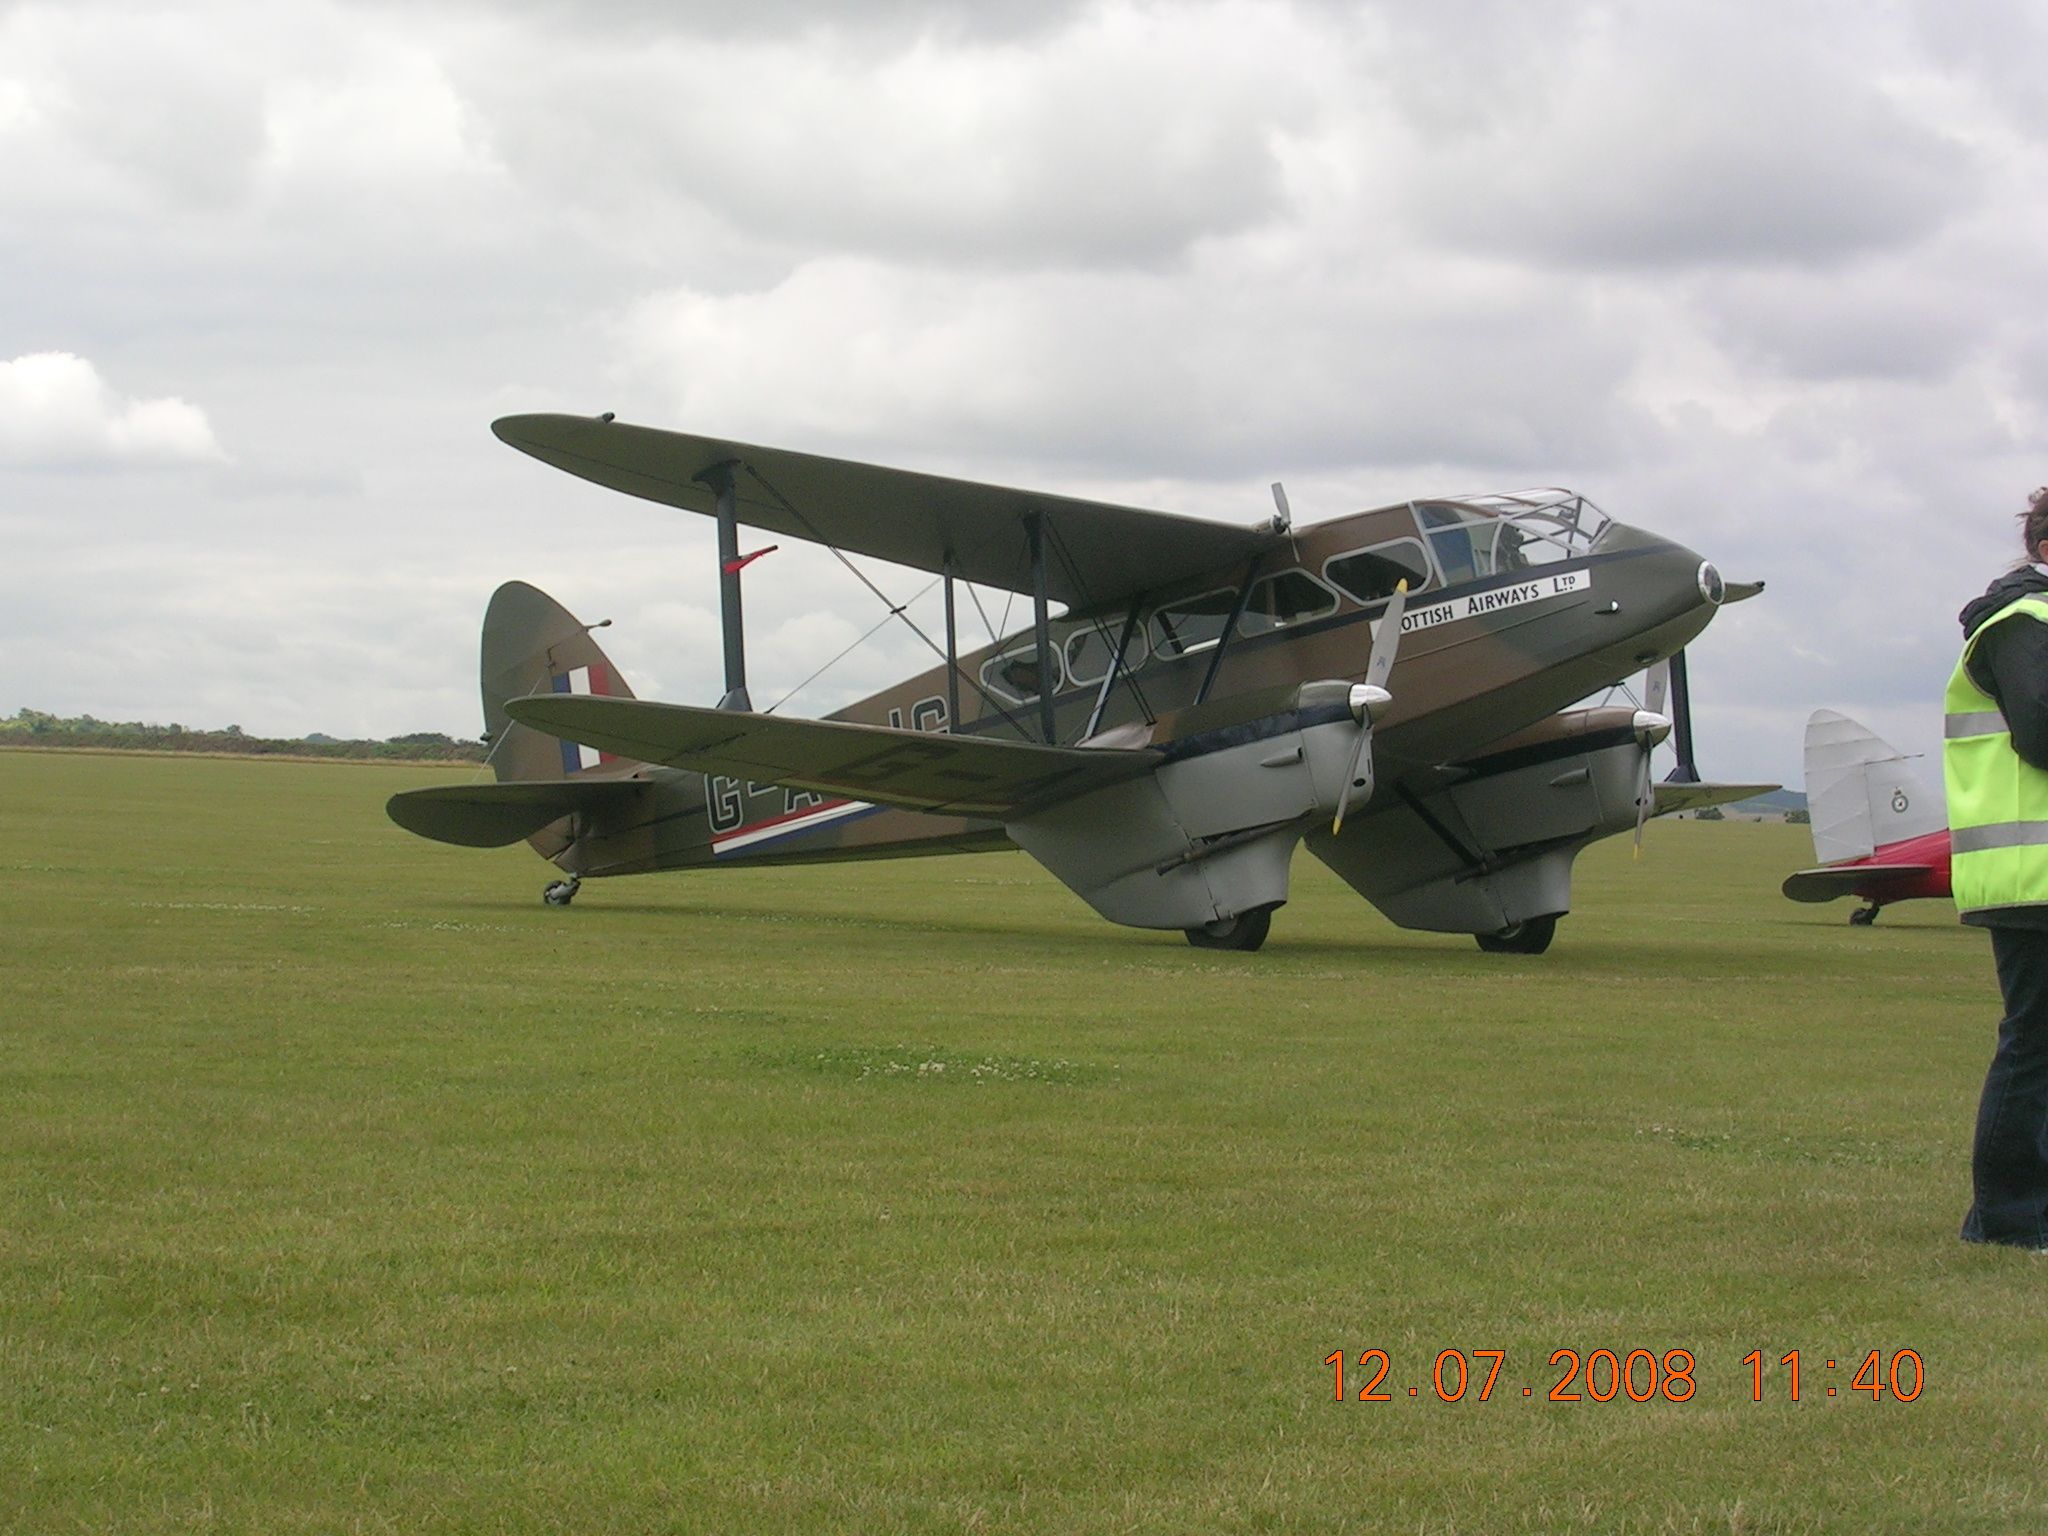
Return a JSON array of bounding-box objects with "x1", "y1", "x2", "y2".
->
[
  {"x1": 388, "y1": 413, "x2": 1770, "y2": 952},
  {"x1": 1781, "y1": 708, "x2": 1951, "y2": 924}
]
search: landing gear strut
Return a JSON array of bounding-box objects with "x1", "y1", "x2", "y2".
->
[
  {"x1": 1185, "y1": 904, "x2": 1275, "y2": 952},
  {"x1": 1475, "y1": 914, "x2": 1558, "y2": 955},
  {"x1": 1849, "y1": 904, "x2": 1879, "y2": 926},
  {"x1": 543, "y1": 877, "x2": 581, "y2": 908}
]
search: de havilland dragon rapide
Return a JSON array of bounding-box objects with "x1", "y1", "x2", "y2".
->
[{"x1": 389, "y1": 414, "x2": 1770, "y2": 952}]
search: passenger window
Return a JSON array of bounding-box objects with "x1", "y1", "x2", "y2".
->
[
  {"x1": 1148, "y1": 589, "x2": 1237, "y2": 659},
  {"x1": 1324, "y1": 538, "x2": 1435, "y2": 606},
  {"x1": 1064, "y1": 623, "x2": 1145, "y2": 687},
  {"x1": 979, "y1": 645, "x2": 1060, "y2": 704},
  {"x1": 1238, "y1": 570, "x2": 1339, "y2": 636}
]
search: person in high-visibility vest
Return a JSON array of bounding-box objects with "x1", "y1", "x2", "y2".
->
[{"x1": 1946, "y1": 487, "x2": 2048, "y2": 1248}]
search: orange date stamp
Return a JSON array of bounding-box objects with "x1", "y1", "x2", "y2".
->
[{"x1": 1324, "y1": 1349, "x2": 1924, "y2": 1403}]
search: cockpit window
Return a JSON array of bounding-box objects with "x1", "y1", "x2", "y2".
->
[
  {"x1": 1238, "y1": 570, "x2": 1339, "y2": 635},
  {"x1": 1324, "y1": 537, "x2": 1435, "y2": 607},
  {"x1": 1414, "y1": 491, "x2": 1608, "y2": 586}
]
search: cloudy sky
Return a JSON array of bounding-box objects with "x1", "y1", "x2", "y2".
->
[{"x1": 7, "y1": 0, "x2": 2047, "y2": 788}]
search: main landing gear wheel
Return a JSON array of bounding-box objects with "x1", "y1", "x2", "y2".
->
[
  {"x1": 1849, "y1": 905, "x2": 1879, "y2": 926},
  {"x1": 542, "y1": 878, "x2": 581, "y2": 908},
  {"x1": 1185, "y1": 905, "x2": 1275, "y2": 952},
  {"x1": 1475, "y1": 914, "x2": 1558, "y2": 955}
]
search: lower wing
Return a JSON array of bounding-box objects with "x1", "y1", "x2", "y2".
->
[
  {"x1": 1651, "y1": 781, "x2": 1780, "y2": 816},
  {"x1": 503, "y1": 695, "x2": 1157, "y2": 819}
]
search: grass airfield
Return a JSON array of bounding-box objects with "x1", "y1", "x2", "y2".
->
[{"x1": 4, "y1": 749, "x2": 2044, "y2": 1534}]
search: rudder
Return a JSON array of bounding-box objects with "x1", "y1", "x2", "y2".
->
[
  {"x1": 1802, "y1": 708, "x2": 1941, "y2": 865},
  {"x1": 482, "y1": 580, "x2": 640, "y2": 782}
]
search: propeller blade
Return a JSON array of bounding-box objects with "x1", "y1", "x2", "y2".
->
[
  {"x1": 1643, "y1": 657, "x2": 1670, "y2": 720},
  {"x1": 1631, "y1": 655, "x2": 1673, "y2": 861},
  {"x1": 1332, "y1": 720, "x2": 1374, "y2": 836},
  {"x1": 1333, "y1": 583, "x2": 1409, "y2": 836},
  {"x1": 1366, "y1": 582, "x2": 1408, "y2": 690},
  {"x1": 1633, "y1": 750, "x2": 1654, "y2": 857},
  {"x1": 1630, "y1": 708, "x2": 1672, "y2": 858}
]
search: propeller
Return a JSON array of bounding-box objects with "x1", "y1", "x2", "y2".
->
[
  {"x1": 1632, "y1": 658, "x2": 1673, "y2": 855},
  {"x1": 1331, "y1": 582, "x2": 1407, "y2": 835}
]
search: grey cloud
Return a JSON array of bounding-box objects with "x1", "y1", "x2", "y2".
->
[
  {"x1": 1395, "y1": 6, "x2": 1977, "y2": 270},
  {"x1": 350, "y1": 0, "x2": 1087, "y2": 46},
  {"x1": 456, "y1": 6, "x2": 1303, "y2": 272},
  {"x1": 610, "y1": 252, "x2": 1651, "y2": 486},
  {"x1": 1693, "y1": 267, "x2": 1990, "y2": 384}
]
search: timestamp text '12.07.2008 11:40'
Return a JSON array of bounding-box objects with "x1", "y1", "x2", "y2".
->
[{"x1": 1324, "y1": 1349, "x2": 1924, "y2": 1404}]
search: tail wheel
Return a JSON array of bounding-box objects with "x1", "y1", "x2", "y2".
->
[
  {"x1": 1185, "y1": 905, "x2": 1275, "y2": 952},
  {"x1": 1475, "y1": 914, "x2": 1558, "y2": 955},
  {"x1": 542, "y1": 878, "x2": 581, "y2": 908}
]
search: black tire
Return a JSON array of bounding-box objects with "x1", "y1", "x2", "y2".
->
[
  {"x1": 1475, "y1": 914, "x2": 1558, "y2": 954},
  {"x1": 542, "y1": 880, "x2": 578, "y2": 908},
  {"x1": 1849, "y1": 905, "x2": 1878, "y2": 926},
  {"x1": 1185, "y1": 905, "x2": 1275, "y2": 952}
]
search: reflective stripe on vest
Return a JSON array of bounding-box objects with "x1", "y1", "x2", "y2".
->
[
  {"x1": 1945, "y1": 710, "x2": 2008, "y2": 739},
  {"x1": 1951, "y1": 821, "x2": 2048, "y2": 855},
  {"x1": 1945, "y1": 592, "x2": 2048, "y2": 915}
]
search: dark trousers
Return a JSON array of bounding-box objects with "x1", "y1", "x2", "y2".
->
[{"x1": 1963, "y1": 924, "x2": 2048, "y2": 1246}]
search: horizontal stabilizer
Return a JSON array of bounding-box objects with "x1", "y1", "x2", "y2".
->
[
  {"x1": 1651, "y1": 781, "x2": 1780, "y2": 816},
  {"x1": 1781, "y1": 864, "x2": 1934, "y2": 904},
  {"x1": 504, "y1": 695, "x2": 1156, "y2": 819},
  {"x1": 386, "y1": 778, "x2": 645, "y2": 848}
]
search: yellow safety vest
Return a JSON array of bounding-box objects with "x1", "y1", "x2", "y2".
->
[{"x1": 1945, "y1": 593, "x2": 2048, "y2": 916}]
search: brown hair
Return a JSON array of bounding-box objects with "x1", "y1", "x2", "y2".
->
[{"x1": 2027, "y1": 488, "x2": 2048, "y2": 558}]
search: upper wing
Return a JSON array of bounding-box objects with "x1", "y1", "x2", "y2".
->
[
  {"x1": 1781, "y1": 864, "x2": 1934, "y2": 903},
  {"x1": 1651, "y1": 781, "x2": 1780, "y2": 816},
  {"x1": 492, "y1": 413, "x2": 1283, "y2": 611},
  {"x1": 504, "y1": 694, "x2": 1157, "y2": 819}
]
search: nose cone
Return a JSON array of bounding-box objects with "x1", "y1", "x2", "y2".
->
[{"x1": 1592, "y1": 522, "x2": 1726, "y2": 661}]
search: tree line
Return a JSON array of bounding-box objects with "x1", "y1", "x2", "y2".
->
[{"x1": 0, "y1": 709, "x2": 488, "y2": 762}]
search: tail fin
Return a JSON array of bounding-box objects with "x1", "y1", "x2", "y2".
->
[
  {"x1": 482, "y1": 580, "x2": 639, "y2": 783},
  {"x1": 1802, "y1": 708, "x2": 1941, "y2": 865}
]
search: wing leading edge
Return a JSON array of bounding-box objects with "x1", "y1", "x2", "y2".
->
[
  {"x1": 491, "y1": 414, "x2": 1283, "y2": 611},
  {"x1": 504, "y1": 694, "x2": 1158, "y2": 819}
]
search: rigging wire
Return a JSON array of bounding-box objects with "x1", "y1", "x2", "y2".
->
[
  {"x1": 740, "y1": 463, "x2": 1035, "y2": 738},
  {"x1": 1046, "y1": 519, "x2": 1155, "y2": 726},
  {"x1": 762, "y1": 578, "x2": 938, "y2": 716}
]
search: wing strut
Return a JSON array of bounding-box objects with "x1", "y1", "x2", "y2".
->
[
  {"x1": 1028, "y1": 512, "x2": 1055, "y2": 744},
  {"x1": 1196, "y1": 558, "x2": 1266, "y2": 706},
  {"x1": 1664, "y1": 649, "x2": 1700, "y2": 784},
  {"x1": 697, "y1": 459, "x2": 752, "y2": 712},
  {"x1": 1084, "y1": 601, "x2": 1144, "y2": 740},
  {"x1": 943, "y1": 567, "x2": 960, "y2": 730}
]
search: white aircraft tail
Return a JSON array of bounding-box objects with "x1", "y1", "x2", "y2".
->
[{"x1": 1802, "y1": 708, "x2": 1941, "y2": 865}]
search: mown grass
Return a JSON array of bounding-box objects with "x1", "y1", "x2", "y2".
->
[{"x1": 1, "y1": 751, "x2": 2042, "y2": 1534}]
